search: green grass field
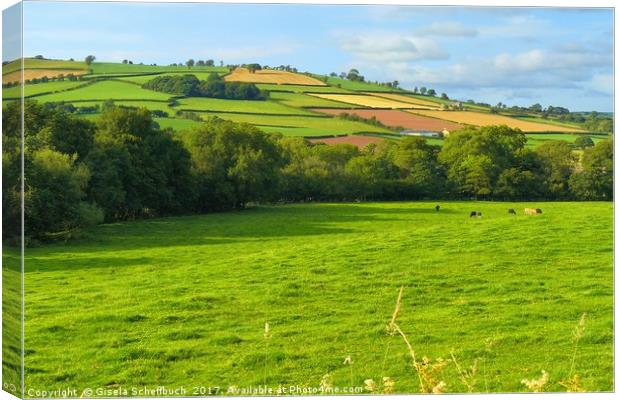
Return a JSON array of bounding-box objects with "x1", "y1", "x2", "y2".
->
[
  {"x1": 2, "y1": 58, "x2": 87, "y2": 74},
  {"x1": 175, "y1": 97, "x2": 315, "y2": 116},
  {"x1": 195, "y1": 112, "x2": 393, "y2": 136},
  {"x1": 270, "y1": 92, "x2": 357, "y2": 109},
  {"x1": 17, "y1": 201, "x2": 612, "y2": 393},
  {"x1": 35, "y1": 80, "x2": 172, "y2": 102},
  {"x1": 524, "y1": 133, "x2": 610, "y2": 147},
  {"x1": 2, "y1": 80, "x2": 86, "y2": 99},
  {"x1": 88, "y1": 63, "x2": 227, "y2": 75}
]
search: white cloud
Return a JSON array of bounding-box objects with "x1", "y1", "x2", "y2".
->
[
  {"x1": 336, "y1": 31, "x2": 448, "y2": 63},
  {"x1": 416, "y1": 21, "x2": 478, "y2": 37},
  {"x1": 587, "y1": 73, "x2": 613, "y2": 95}
]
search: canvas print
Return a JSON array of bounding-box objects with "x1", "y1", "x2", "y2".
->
[{"x1": 1, "y1": 1, "x2": 614, "y2": 397}]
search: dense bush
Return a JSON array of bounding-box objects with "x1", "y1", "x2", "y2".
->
[
  {"x1": 2, "y1": 101, "x2": 613, "y2": 241},
  {"x1": 142, "y1": 73, "x2": 267, "y2": 100}
]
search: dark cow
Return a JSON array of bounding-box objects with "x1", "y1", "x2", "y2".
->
[
  {"x1": 470, "y1": 211, "x2": 478, "y2": 217},
  {"x1": 477, "y1": 211, "x2": 482, "y2": 217},
  {"x1": 435, "y1": 205, "x2": 441, "y2": 212},
  {"x1": 535, "y1": 208, "x2": 543, "y2": 214},
  {"x1": 508, "y1": 208, "x2": 516, "y2": 215}
]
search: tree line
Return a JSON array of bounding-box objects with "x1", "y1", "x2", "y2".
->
[
  {"x1": 142, "y1": 73, "x2": 267, "y2": 100},
  {"x1": 2, "y1": 100, "x2": 613, "y2": 242}
]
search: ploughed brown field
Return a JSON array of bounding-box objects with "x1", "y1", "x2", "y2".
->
[
  {"x1": 312, "y1": 108, "x2": 463, "y2": 132},
  {"x1": 2, "y1": 69, "x2": 87, "y2": 84},
  {"x1": 308, "y1": 135, "x2": 385, "y2": 149}
]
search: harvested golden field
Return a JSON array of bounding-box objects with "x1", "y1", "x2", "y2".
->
[
  {"x1": 406, "y1": 110, "x2": 584, "y2": 132},
  {"x1": 364, "y1": 92, "x2": 441, "y2": 109},
  {"x1": 2, "y1": 69, "x2": 87, "y2": 84},
  {"x1": 308, "y1": 93, "x2": 416, "y2": 109},
  {"x1": 224, "y1": 67, "x2": 326, "y2": 86}
]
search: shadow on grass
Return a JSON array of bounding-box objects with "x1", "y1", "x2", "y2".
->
[{"x1": 23, "y1": 203, "x2": 457, "y2": 272}]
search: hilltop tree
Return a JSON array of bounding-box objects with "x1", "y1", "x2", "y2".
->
[
  {"x1": 186, "y1": 59, "x2": 195, "y2": 69},
  {"x1": 441, "y1": 93, "x2": 449, "y2": 100},
  {"x1": 419, "y1": 87, "x2": 427, "y2": 95},
  {"x1": 196, "y1": 60, "x2": 205, "y2": 66},
  {"x1": 427, "y1": 89, "x2": 436, "y2": 96},
  {"x1": 206, "y1": 59, "x2": 214, "y2": 67},
  {"x1": 85, "y1": 55, "x2": 96, "y2": 65}
]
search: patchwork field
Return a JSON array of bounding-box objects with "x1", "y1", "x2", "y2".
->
[
  {"x1": 308, "y1": 94, "x2": 418, "y2": 109},
  {"x1": 364, "y1": 92, "x2": 441, "y2": 109},
  {"x1": 175, "y1": 97, "x2": 315, "y2": 116},
  {"x1": 255, "y1": 83, "x2": 351, "y2": 94},
  {"x1": 313, "y1": 109, "x2": 463, "y2": 132},
  {"x1": 225, "y1": 68, "x2": 326, "y2": 86},
  {"x1": 270, "y1": 92, "x2": 355, "y2": 109},
  {"x1": 194, "y1": 112, "x2": 392, "y2": 137},
  {"x1": 407, "y1": 110, "x2": 585, "y2": 133},
  {"x1": 16, "y1": 201, "x2": 613, "y2": 393}
]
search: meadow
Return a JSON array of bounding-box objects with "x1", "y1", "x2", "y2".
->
[
  {"x1": 175, "y1": 97, "x2": 316, "y2": 116},
  {"x1": 35, "y1": 80, "x2": 172, "y2": 102},
  {"x1": 18, "y1": 201, "x2": 613, "y2": 393}
]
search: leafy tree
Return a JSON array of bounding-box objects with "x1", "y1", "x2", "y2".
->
[
  {"x1": 186, "y1": 59, "x2": 195, "y2": 68},
  {"x1": 427, "y1": 89, "x2": 436, "y2": 96},
  {"x1": 574, "y1": 136, "x2": 595, "y2": 149},
  {"x1": 419, "y1": 86, "x2": 427, "y2": 95},
  {"x1": 439, "y1": 125, "x2": 527, "y2": 198},
  {"x1": 182, "y1": 118, "x2": 283, "y2": 210},
  {"x1": 85, "y1": 55, "x2": 96, "y2": 65},
  {"x1": 535, "y1": 141, "x2": 577, "y2": 199},
  {"x1": 206, "y1": 59, "x2": 215, "y2": 67},
  {"x1": 569, "y1": 139, "x2": 613, "y2": 200},
  {"x1": 441, "y1": 93, "x2": 449, "y2": 100}
]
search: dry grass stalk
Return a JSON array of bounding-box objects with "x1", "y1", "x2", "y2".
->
[
  {"x1": 559, "y1": 374, "x2": 586, "y2": 392},
  {"x1": 450, "y1": 351, "x2": 479, "y2": 392},
  {"x1": 521, "y1": 370, "x2": 549, "y2": 392},
  {"x1": 387, "y1": 286, "x2": 449, "y2": 393}
]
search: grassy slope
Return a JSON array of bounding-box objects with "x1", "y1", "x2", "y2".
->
[
  {"x1": 255, "y1": 84, "x2": 352, "y2": 94},
  {"x1": 21, "y1": 202, "x2": 612, "y2": 393},
  {"x1": 35, "y1": 80, "x2": 172, "y2": 102},
  {"x1": 175, "y1": 97, "x2": 315, "y2": 116},
  {"x1": 195, "y1": 112, "x2": 392, "y2": 136},
  {"x1": 269, "y1": 92, "x2": 358, "y2": 109},
  {"x1": 2, "y1": 58, "x2": 87, "y2": 74},
  {"x1": 3, "y1": 81, "x2": 86, "y2": 99},
  {"x1": 325, "y1": 77, "x2": 403, "y2": 92}
]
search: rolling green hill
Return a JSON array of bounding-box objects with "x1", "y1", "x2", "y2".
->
[{"x1": 2, "y1": 58, "x2": 612, "y2": 144}]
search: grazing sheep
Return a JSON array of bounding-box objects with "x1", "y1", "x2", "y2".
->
[
  {"x1": 524, "y1": 208, "x2": 542, "y2": 215},
  {"x1": 508, "y1": 208, "x2": 516, "y2": 215}
]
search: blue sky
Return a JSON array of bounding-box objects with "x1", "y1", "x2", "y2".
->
[{"x1": 17, "y1": 2, "x2": 614, "y2": 111}]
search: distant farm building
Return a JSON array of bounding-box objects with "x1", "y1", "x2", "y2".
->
[{"x1": 399, "y1": 130, "x2": 442, "y2": 138}]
